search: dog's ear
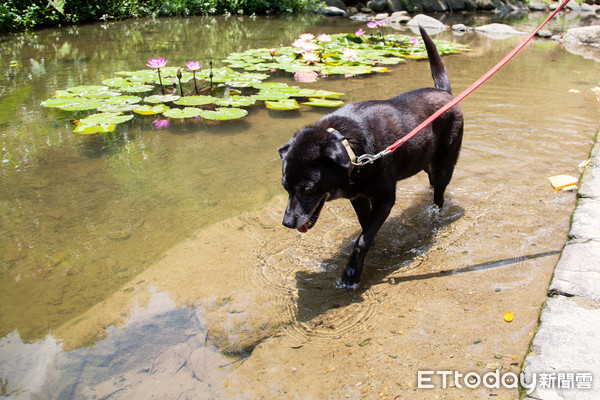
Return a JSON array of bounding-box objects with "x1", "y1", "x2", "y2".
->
[
  {"x1": 321, "y1": 139, "x2": 352, "y2": 172},
  {"x1": 278, "y1": 142, "x2": 291, "y2": 159}
]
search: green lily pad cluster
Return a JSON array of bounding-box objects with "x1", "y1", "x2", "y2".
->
[
  {"x1": 223, "y1": 33, "x2": 470, "y2": 75},
  {"x1": 41, "y1": 32, "x2": 470, "y2": 134}
]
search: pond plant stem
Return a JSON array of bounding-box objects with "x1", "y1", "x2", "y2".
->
[{"x1": 177, "y1": 68, "x2": 184, "y2": 96}]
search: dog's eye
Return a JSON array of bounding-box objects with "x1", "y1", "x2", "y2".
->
[{"x1": 300, "y1": 183, "x2": 316, "y2": 195}]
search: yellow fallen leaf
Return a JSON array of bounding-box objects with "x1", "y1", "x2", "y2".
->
[
  {"x1": 578, "y1": 159, "x2": 591, "y2": 169},
  {"x1": 504, "y1": 312, "x2": 514, "y2": 323},
  {"x1": 549, "y1": 175, "x2": 578, "y2": 191}
]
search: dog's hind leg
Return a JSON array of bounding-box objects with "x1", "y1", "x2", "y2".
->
[{"x1": 430, "y1": 125, "x2": 463, "y2": 209}]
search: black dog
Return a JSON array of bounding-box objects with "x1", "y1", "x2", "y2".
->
[{"x1": 278, "y1": 26, "x2": 463, "y2": 287}]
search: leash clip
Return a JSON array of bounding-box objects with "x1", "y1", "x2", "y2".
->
[{"x1": 353, "y1": 149, "x2": 391, "y2": 166}]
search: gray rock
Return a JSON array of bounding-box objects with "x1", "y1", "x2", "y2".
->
[
  {"x1": 578, "y1": 135, "x2": 600, "y2": 199},
  {"x1": 316, "y1": 6, "x2": 348, "y2": 16},
  {"x1": 421, "y1": 0, "x2": 449, "y2": 11},
  {"x1": 528, "y1": 0, "x2": 548, "y2": 10},
  {"x1": 374, "y1": 12, "x2": 389, "y2": 19},
  {"x1": 474, "y1": 0, "x2": 496, "y2": 10},
  {"x1": 367, "y1": 0, "x2": 388, "y2": 12},
  {"x1": 452, "y1": 23, "x2": 469, "y2": 32},
  {"x1": 387, "y1": 11, "x2": 411, "y2": 24},
  {"x1": 550, "y1": 240, "x2": 600, "y2": 302},
  {"x1": 447, "y1": 0, "x2": 469, "y2": 10},
  {"x1": 406, "y1": 14, "x2": 447, "y2": 30},
  {"x1": 570, "y1": 198, "x2": 600, "y2": 240},
  {"x1": 350, "y1": 13, "x2": 370, "y2": 21},
  {"x1": 523, "y1": 295, "x2": 600, "y2": 400},
  {"x1": 564, "y1": 25, "x2": 600, "y2": 44},
  {"x1": 581, "y1": 2, "x2": 596, "y2": 11},
  {"x1": 566, "y1": 0, "x2": 582, "y2": 10},
  {"x1": 387, "y1": 0, "x2": 404, "y2": 12},
  {"x1": 475, "y1": 24, "x2": 525, "y2": 35},
  {"x1": 324, "y1": 0, "x2": 347, "y2": 11},
  {"x1": 536, "y1": 29, "x2": 553, "y2": 38}
]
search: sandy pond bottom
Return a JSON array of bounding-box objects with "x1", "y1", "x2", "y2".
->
[{"x1": 5, "y1": 170, "x2": 581, "y2": 399}]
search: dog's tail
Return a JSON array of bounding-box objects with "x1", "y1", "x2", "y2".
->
[{"x1": 419, "y1": 25, "x2": 452, "y2": 94}]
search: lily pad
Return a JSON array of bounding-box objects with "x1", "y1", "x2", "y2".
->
[
  {"x1": 73, "y1": 124, "x2": 117, "y2": 135},
  {"x1": 251, "y1": 91, "x2": 291, "y2": 101},
  {"x1": 265, "y1": 99, "x2": 300, "y2": 111},
  {"x1": 173, "y1": 95, "x2": 217, "y2": 106},
  {"x1": 144, "y1": 94, "x2": 181, "y2": 104},
  {"x1": 42, "y1": 97, "x2": 106, "y2": 111},
  {"x1": 199, "y1": 107, "x2": 248, "y2": 121},
  {"x1": 134, "y1": 104, "x2": 170, "y2": 115},
  {"x1": 252, "y1": 82, "x2": 290, "y2": 90},
  {"x1": 97, "y1": 104, "x2": 140, "y2": 113},
  {"x1": 104, "y1": 95, "x2": 142, "y2": 105},
  {"x1": 301, "y1": 98, "x2": 344, "y2": 108},
  {"x1": 214, "y1": 96, "x2": 256, "y2": 107},
  {"x1": 120, "y1": 84, "x2": 155, "y2": 93},
  {"x1": 163, "y1": 107, "x2": 202, "y2": 119},
  {"x1": 79, "y1": 112, "x2": 134, "y2": 125}
]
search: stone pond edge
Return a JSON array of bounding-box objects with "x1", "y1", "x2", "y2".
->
[{"x1": 521, "y1": 129, "x2": 600, "y2": 399}]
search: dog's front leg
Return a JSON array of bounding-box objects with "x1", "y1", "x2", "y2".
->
[{"x1": 342, "y1": 193, "x2": 395, "y2": 287}]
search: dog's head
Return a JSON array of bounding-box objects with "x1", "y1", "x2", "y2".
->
[{"x1": 278, "y1": 127, "x2": 353, "y2": 233}]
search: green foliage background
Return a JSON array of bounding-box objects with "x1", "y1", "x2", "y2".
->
[{"x1": 0, "y1": 0, "x2": 323, "y2": 32}]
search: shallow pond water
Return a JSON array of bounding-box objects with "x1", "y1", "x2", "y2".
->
[{"x1": 1, "y1": 12, "x2": 599, "y2": 399}]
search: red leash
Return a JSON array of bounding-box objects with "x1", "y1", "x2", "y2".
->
[{"x1": 354, "y1": 0, "x2": 571, "y2": 165}]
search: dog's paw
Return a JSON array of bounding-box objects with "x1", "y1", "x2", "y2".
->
[{"x1": 340, "y1": 267, "x2": 361, "y2": 289}]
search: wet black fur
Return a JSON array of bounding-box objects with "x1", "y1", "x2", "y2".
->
[{"x1": 278, "y1": 26, "x2": 464, "y2": 287}]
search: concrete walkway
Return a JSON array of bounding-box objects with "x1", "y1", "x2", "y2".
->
[{"x1": 523, "y1": 129, "x2": 600, "y2": 399}]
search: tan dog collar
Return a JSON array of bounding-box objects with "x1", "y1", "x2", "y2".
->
[{"x1": 327, "y1": 128, "x2": 357, "y2": 174}]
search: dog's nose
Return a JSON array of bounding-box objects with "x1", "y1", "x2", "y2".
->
[{"x1": 282, "y1": 213, "x2": 296, "y2": 229}]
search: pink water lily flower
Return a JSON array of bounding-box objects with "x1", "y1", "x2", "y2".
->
[
  {"x1": 185, "y1": 61, "x2": 201, "y2": 71},
  {"x1": 411, "y1": 37, "x2": 418, "y2": 45},
  {"x1": 376, "y1": 20, "x2": 387, "y2": 27},
  {"x1": 317, "y1": 34, "x2": 332, "y2": 43},
  {"x1": 367, "y1": 21, "x2": 378, "y2": 29},
  {"x1": 355, "y1": 28, "x2": 366, "y2": 37},
  {"x1": 302, "y1": 52, "x2": 320, "y2": 64},
  {"x1": 298, "y1": 33, "x2": 315, "y2": 41},
  {"x1": 146, "y1": 57, "x2": 167, "y2": 69},
  {"x1": 342, "y1": 49, "x2": 358, "y2": 61},
  {"x1": 152, "y1": 119, "x2": 171, "y2": 129}
]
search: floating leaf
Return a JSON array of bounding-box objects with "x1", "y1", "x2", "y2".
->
[
  {"x1": 252, "y1": 82, "x2": 290, "y2": 90},
  {"x1": 97, "y1": 104, "x2": 140, "y2": 113},
  {"x1": 199, "y1": 107, "x2": 248, "y2": 121},
  {"x1": 79, "y1": 112, "x2": 134, "y2": 126},
  {"x1": 144, "y1": 94, "x2": 181, "y2": 104},
  {"x1": 265, "y1": 99, "x2": 300, "y2": 111},
  {"x1": 251, "y1": 91, "x2": 290, "y2": 101},
  {"x1": 173, "y1": 95, "x2": 217, "y2": 106},
  {"x1": 214, "y1": 96, "x2": 256, "y2": 107},
  {"x1": 301, "y1": 98, "x2": 344, "y2": 108},
  {"x1": 119, "y1": 84, "x2": 155, "y2": 93},
  {"x1": 74, "y1": 124, "x2": 116, "y2": 135},
  {"x1": 163, "y1": 107, "x2": 202, "y2": 119},
  {"x1": 42, "y1": 97, "x2": 106, "y2": 111},
  {"x1": 134, "y1": 104, "x2": 170, "y2": 115},
  {"x1": 104, "y1": 95, "x2": 142, "y2": 105},
  {"x1": 66, "y1": 85, "x2": 110, "y2": 94},
  {"x1": 102, "y1": 77, "x2": 133, "y2": 87}
]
